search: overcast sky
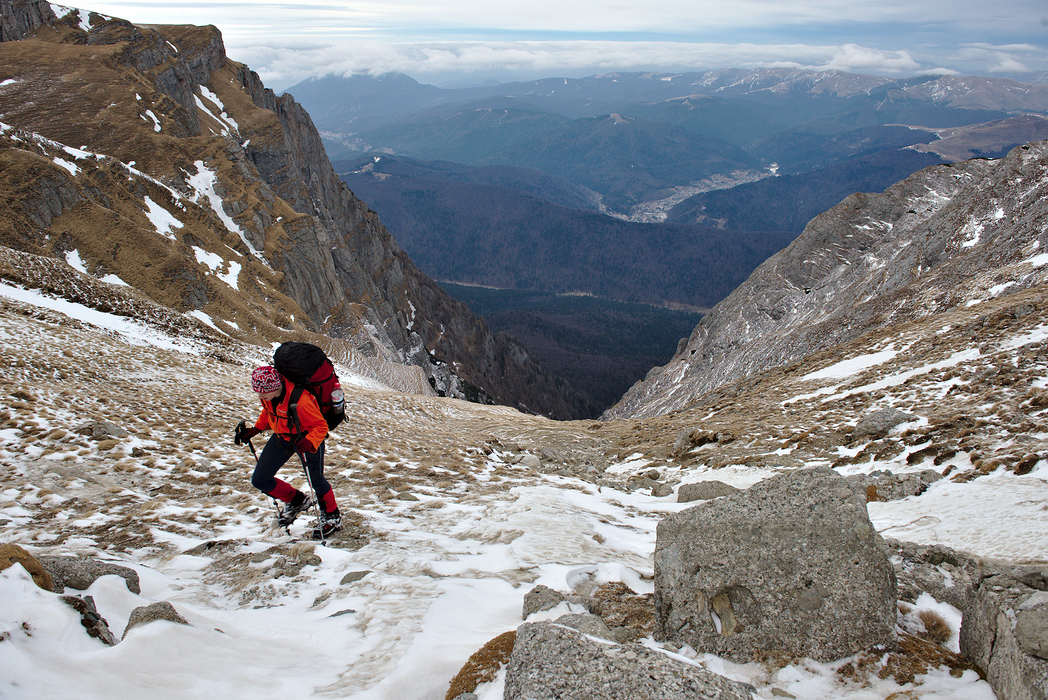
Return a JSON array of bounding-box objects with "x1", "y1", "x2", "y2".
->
[{"x1": 83, "y1": 0, "x2": 1048, "y2": 90}]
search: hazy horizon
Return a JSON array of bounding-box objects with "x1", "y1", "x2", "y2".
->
[{"x1": 80, "y1": 0, "x2": 1048, "y2": 92}]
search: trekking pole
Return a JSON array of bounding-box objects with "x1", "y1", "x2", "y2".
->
[
  {"x1": 298, "y1": 451, "x2": 325, "y2": 542},
  {"x1": 247, "y1": 438, "x2": 290, "y2": 537},
  {"x1": 287, "y1": 399, "x2": 325, "y2": 542}
]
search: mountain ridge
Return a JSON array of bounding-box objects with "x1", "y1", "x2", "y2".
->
[
  {"x1": 605, "y1": 139, "x2": 1048, "y2": 419},
  {"x1": 0, "y1": 0, "x2": 586, "y2": 418}
]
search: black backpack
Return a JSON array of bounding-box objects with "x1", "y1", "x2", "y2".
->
[{"x1": 273, "y1": 342, "x2": 345, "y2": 431}]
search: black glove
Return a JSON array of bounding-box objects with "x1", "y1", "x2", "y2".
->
[
  {"x1": 234, "y1": 420, "x2": 261, "y2": 445},
  {"x1": 294, "y1": 436, "x2": 317, "y2": 454}
]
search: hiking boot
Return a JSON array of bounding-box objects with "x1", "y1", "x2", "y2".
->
[
  {"x1": 313, "y1": 509, "x2": 342, "y2": 540},
  {"x1": 278, "y1": 491, "x2": 313, "y2": 526}
]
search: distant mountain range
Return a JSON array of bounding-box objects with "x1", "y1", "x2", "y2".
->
[
  {"x1": 293, "y1": 69, "x2": 1048, "y2": 415},
  {"x1": 288, "y1": 69, "x2": 1048, "y2": 219}
]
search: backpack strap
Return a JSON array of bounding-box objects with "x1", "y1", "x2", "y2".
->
[{"x1": 287, "y1": 384, "x2": 307, "y2": 441}]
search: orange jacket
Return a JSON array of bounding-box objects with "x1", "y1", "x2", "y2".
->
[{"x1": 253, "y1": 376, "x2": 329, "y2": 451}]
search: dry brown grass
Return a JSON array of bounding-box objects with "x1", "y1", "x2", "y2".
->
[
  {"x1": 916, "y1": 609, "x2": 952, "y2": 646},
  {"x1": 837, "y1": 633, "x2": 977, "y2": 687},
  {"x1": 445, "y1": 630, "x2": 516, "y2": 700}
]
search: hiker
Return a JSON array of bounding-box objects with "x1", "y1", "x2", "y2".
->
[{"x1": 234, "y1": 365, "x2": 342, "y2": 538}]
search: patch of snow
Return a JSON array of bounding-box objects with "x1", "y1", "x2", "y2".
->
[
  {"x1": 185, "y1": 161, "x2": 260, "y2": 257},
  {"x1": 218, "y1": 260, "x2": 241, "y2": 290},
  {"x1": 192, "y1": 246, "x2": 224, "y2": 272},
  {"x1": 1025, "y1": 252, "x2": 1048, "y2": 268},
  {"x1": 52, "y1": 156, "x2": 78, "y2": 176},
  {"x1": 99, "y1": 274, "x2": 128, "y2": 287},
  {"x1": 142, "y1": 109, "x2": 161, "y2": 132},
  {"x1": 192, "y1": 247, "x2": 241, "y2": 291},
  {"x1": 871, "y1": 474, "x2": 1048, "y2": 561},
  {"x1": 187, "y1": 310, "x2": 219, "y2": 330},
  {"x1": 195, "y1": 87, "x2": 239, "y2": 134},
  {"x1": 142, "y1": 197, "x2": 181, "y2": 239},
  {"x1": 64, "y1": 250, "x2": 88, "y2": 274},
  {"x1": 0, "y1": 283, "x2": 205, "y2": 354},
  {"x1": 801, "y1": 347, "x2": 901, "y2": 381}
]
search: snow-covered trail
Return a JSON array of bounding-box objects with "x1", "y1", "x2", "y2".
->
[{"x1": 1, "y1": 282, "x2": 1037, "y2": 698}]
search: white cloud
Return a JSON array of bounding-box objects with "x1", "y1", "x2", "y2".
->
[
  {"x1": 990, "y1": 54, "x2": 1030, "y2": 73},
  {"x1": 85, "y1": 1, "x2": 1048, "y2": 88},
  {"x1": 817, "y1": 44, "x2": 920, "y2": 73},
  {"x1": 238, "y1": 40, "x2": 954, "y2": 89}
]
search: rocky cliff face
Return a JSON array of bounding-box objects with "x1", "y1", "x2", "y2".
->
[
  {"x1": 606, "y1": 140, "x2": 1048, "y2": 419},
  {"x1": 0, "y1": 0, "x2": 582, "y2": 418}
]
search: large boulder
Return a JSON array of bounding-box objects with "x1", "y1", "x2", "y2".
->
[
  {"x1": 961, "y1": 568, "x2": 1048, "y2": 700},
  {"x1": 504, "y1": 621, "x2": 754, "y2": 700},
  {"x1": 0, "y1": 543, "x2": 53, "y2": 591},
  {"x1": 654, "y1": 466, "x2": 896, "y2": 662}
]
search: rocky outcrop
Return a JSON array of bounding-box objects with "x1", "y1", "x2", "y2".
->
[
  {"x1": 963, "y1": 568, "x2": 1048, "y2": 700},
  {"x1": 848, "y1": 468, "x2": 942, "y2": 502},
  {"x1": 0, "y1": 0, "x2": 54, "y2": 42},
  {"x1": 504, "y1": 621, "x2": 755, "y2": 700},
  {"x1": 891, "y1": 541, "x2": 1048, "y2": 700},
  {"x1": 606, "y1": 140, "x2": 1048, "y2": 419},
  {"x1": 61, "y1": 594, "x2": 119, "y2": 646},
  {"x1": 231, "y1": 63, "x2": 584, "y2": 416},
  {"x1": 654, "y1": 467, "x2": 897, "y2": 662}
]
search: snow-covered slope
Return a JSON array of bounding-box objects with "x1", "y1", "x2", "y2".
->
[{"x1": 4, "y1": 223, "x2": 1047, "y2": 697}]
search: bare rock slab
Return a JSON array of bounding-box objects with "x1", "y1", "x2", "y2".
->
[
  {"x1": 654, "y1": 466, "x2": 897, "y2": 662},
  {"x1": 38, "y1": 555, "x2": 141, "y2": 594},
  {"x1": 504, "y1": 621, "x2": 754, "y2": 700}
]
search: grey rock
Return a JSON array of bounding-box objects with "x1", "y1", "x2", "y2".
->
[
  {"x1": 122, "y1": 601, "x2": 190, "y2": 639},
  {"x1": 0, "y1": 0, "x2": 57, "y2": 42},
  {"x1": 73, "y1": 420, "x2": 130, "y2": 440},
  {"x1": 888, "y1": 540, "x2": 979, "y2": 611},
  {"x1": 38, "y1": 555, "x2": 141, "y2": 594},
  {"x1": 963, "y1": 569, "x2": 1048, "y2": 699},
  {"x1": 1016, "y1": 606, "x2": 1048, "y2": 660},
  {"x1": 847, "y1": 469, "x2": 941, "y2": 502},
  {"x1": 522, "y1": 584, "x2": 600, "y2": 620},
  {"x1": 451, "y1": 694, "x2": 478, "y2": 700},
  {"x1": 889, "y1": 541, "x2": 1048, "y2": 699},
  {"x1": 340, "y1": 570, "x2": 370, "y2": 584},
  {"x1": 519, "y1": 453, "x2": 542, "y2": 470},
  {"x1": 651, "y1": 482, "x2": 674, "y2": 497},
  {"x1": 523, "y1": 584, "x2": 566, "y2": 619},
  {"x1": 677, "y1": 480, "x2": 739, "y2": 502},
  {"x1": 654, "y1": 467, "x2": 896, "y2": 662},
  {"x1": 552, "y1": 613, "x2": 614, "y2": 641},
  {"x1": 504, "y1": 621, "x2": 755, "y2": 700},
  {"x1": 851, "y1": 409, "x2": 917, "y2": 441}
]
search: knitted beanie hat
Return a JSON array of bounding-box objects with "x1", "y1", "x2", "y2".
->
[{"x1": 251, "y1": 366, "x2": 282, "y2": 393}]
